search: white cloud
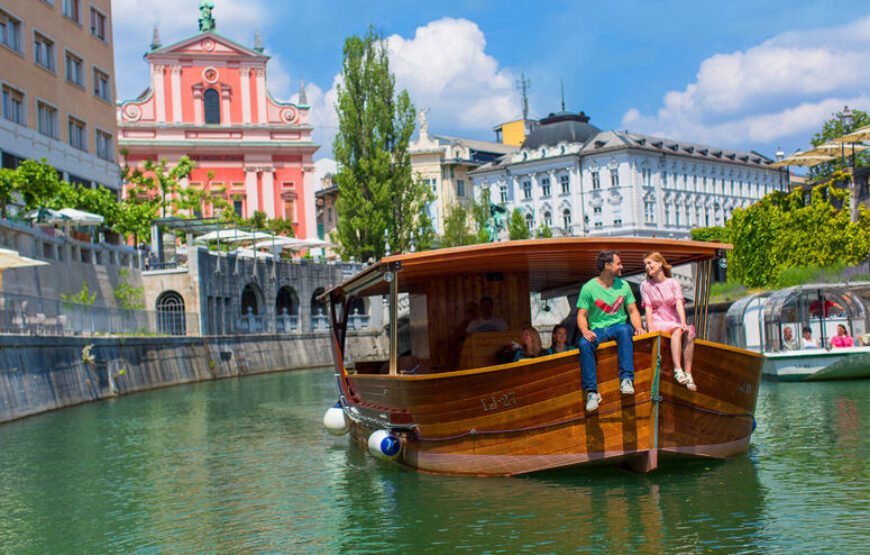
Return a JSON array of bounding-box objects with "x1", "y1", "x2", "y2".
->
[
  {"x1": 622, "y1": 15, "x2": 870, "y2": 150},
  {"x1": 305, "y1": 18, "x2": 519, "y2": 163}
]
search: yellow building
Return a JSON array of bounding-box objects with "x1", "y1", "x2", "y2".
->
[
  {"x1": 493, "y1": 118, "x2": 537, "y2": 147},
  {"x1": 0, "y1": 0, "x2": 119, "y2": 194}
]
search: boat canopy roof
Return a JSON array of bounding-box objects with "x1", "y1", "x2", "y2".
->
[
  {"x1": 322, "y1": 238, "x2": 729, "y2": 301},
  {"x1": 762, "y1": 283, "x2": 868, "y2": 325}
]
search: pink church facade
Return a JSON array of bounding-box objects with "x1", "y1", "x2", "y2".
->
[{"x1": 117, "y1": 16, "x2": 317, "y2": 238}]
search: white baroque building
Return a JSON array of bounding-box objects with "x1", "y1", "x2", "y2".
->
[{"x1": 470, "y1": 111, "x2": 786, "y2": 239}]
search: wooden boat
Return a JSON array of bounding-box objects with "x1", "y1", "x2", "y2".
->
[
  {"x1": 320, "y1": 238, "x2": 763, "y2": 476},
  {"x1": 726, "y1": 284, "x2": 870, "y2": 381}
]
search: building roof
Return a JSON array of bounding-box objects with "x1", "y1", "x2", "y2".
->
[
  {"x1": 433, "y1": 135, "x2": 518, "y2": 156},
  {"x1": 521, "y1": 111, "x2": 601, "y2": 149}
]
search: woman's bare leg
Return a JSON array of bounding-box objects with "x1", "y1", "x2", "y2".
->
[
  {"x1": 683, "y1": 335, "x2": 695, "y2": 375},
  {"x1": 670, "y1": 328, "x2": 683, "y2": 368}
]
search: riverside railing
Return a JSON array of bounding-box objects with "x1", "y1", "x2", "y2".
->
[{"x1": 0, "y1": 291, "x2": 200, "y2": 336}]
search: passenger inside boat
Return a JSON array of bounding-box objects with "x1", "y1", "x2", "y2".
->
[{"x1": 512, "y1": 327, "x2": 543, "y2": 361}]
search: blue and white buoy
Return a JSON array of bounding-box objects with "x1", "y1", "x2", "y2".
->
[
  {"x1": 367, "y1": 429, "x2": 402, "y2": 460},
  {"x1": 322, "y1": 402, "x2": 349, "y2": 436}
]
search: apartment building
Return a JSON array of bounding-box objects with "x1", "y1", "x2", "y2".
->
[{"x1": 0, "y1": 0, "x2": 120, "y2": 195}]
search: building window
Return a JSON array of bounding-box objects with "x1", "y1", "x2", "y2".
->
[
  {"x1": 644, "y1": 200, "x2": 655, "y2": 224},
  {"x1": 93, "y1": 67, "x2": 111, "y2": 101},
  {"x1": 522, "y1": 180, "x2": 531, "y2": 199},
  {"x1": 594, "y1": 221, "x2": 603, "y2": 229},
  {"x1": 524, "y1": 212, "x2": 533, "y2": 230},
  {"x1": 327, "y1": 207, "x2": 333, "y2": 224},
  {"x1": 642, "y1": 168, "x2": 651, "y2": 187},
  {"x1": 233, "y1": 200, "x2": 243, "y2": 217},
  {"x1": 675, "y1": 205, "x2": 681, "y2": 226},
  {"x1": 541, "y1": 177, "x2": 550, "y2": 197},
  {"x1": 593, "y1": 206, "x2": 602, "y2": 215},
  {"x1": 664, "y1": 204, "x2": 671, "y2": 226},
  {"x1": 65, "y1": 51, "x2": 84, "y2": 87},
  {"x1": 62, "y1": 0, "x2": 80, "y2": 23},
  {"x1": 34, "y1": 32, "x2": 56, "y2": 71},
  {"x1": 68, "y1": 117, "x2": 86, "y2": 151},
  {"x1": 37, "y1": 101, "x2": 58, "y2": 138},
  {"x1": 610, "y1": 168, "x2": 619, "y2": 187},
  {"x1": 89, "y1": 7, "x2": 106, "y2": 40},
  {"x1": 95, "y1": 129, "x2": 112, "y2": 160},
  {"x1": 499, "y1": 183, "x2": 508, "y2": 204},
  {"x1": 613, "y1": 218, "x2": 622, "y2": 227},
  {"x1": 562, "y1": 208, "x2": 572, "y2": 229},
  {"x1": 560, "y1": 174, "x2": 569, "y2": 194},
  {"x1": 232, "y1": 182, "x2": 244, "y2": 190},
  {"x1": 203, "y1": 88, "x2": 220, "y2": 124},
  {"x1": 456, "y1": 179, "x2": 465, "y2": 198},
  {"x1": 543, "y1": 211, "x2": 551, "y2": 227},
  {"x1": 284, "y1": 199, "x2": 295, "y2": 221},
  {"x1": 282, "y1": 181, "x2": 295, "y2": 189},
  {"x1": 591, "y1": 171, "x2": 600, "y2": 190},
  {"x1": 1, "y1": 85, "x2": 25, "y2": 125},
  {"x1": 0, "y1": 10, "x2": 23, "y2": 53}
]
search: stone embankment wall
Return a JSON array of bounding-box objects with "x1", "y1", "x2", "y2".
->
[{"x1": 0, "y1": 331, "x2": 386, "y2": 424}]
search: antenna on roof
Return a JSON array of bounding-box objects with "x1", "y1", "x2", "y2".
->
[
  {"x1": 516, "y1": 73, "x2": 531, "y2": 121},
  {"x1": 560, "y1": 78, "x2": 566, "y2": 112}
]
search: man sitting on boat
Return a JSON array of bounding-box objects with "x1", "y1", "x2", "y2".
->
[
  {"x1": 465, "y1": 297, "x2": 509, "y2": 333},
  {"x1": 577, "y1": 250, "x2": 644, "y2": 412}
]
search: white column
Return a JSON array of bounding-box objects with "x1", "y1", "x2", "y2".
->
[
  {"x1": 240, "y1": 67, "x2": 251, "y2": 123},
  {"x1": 170, "y1": 65, "x2": 182, "y2": 123},
  {"x1": 261, "y1": 170, "x2": 275, "y2": 218},
  {"x1": 221, "y1": 85, "x2": 231, "y2": 126},
  {"x1": 255, "y1": 68, "x2": 267, "y2": 124},
  {"x1": 303, "y1": 166, "x2": 317, "y2": 239},
  {"x1": 245, "y1": 169, "x2": 258, "y2": 216},
  {"x1": 193, "y1": 88, "x2": 203, "y2": 124},
  {"x1": 151, "y1": 64, "x2": 166, "y2": 122}
]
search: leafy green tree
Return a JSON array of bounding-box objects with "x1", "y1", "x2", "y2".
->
[
  {"x1": 0, "y1": 168, "x2": 16, "y2": 218},
  {"x1": 809, "y1": 108, "x2": 870, "y2": 181},
  {"x1": 727, "y1": 185, "x2": 870, "y2": 287},
  {"x1": 113, "y1": 268, "x2": 145, "y2": 309},
  {"x1": 13, "y1": 159, "x2": 64, "y2": 212},
  {"x1": 441, "y1": 203, "x2": 477, "y2": 247},
  {"x1": 333, "y1": 26, "x2": 433, "y2": 260},
  {"x1": 62, "y1": 282, "x2": 97, "y2": 306},
  {"x1": 508, "y1": 208, "x2": 531, "y2": 240},
  {"x1": 537, "y1": 223, "x2": 553, "y2": 238},
  {"x1": 122, "y1": 155, "x2": 195, "y2": 219}
]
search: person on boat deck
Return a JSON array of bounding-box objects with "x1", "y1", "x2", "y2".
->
[
  {"x1": 577, "y1": 250, "x2": 644, "y2": 412},
  {"x1": 800, "y1": 326, "x2": 819, "y2": 349},
  {"x1": 641, "y1": 252, "x2": 697, "y2": 392},
  {"x1": 513, "y1": 327, "x2": 543, "y2": 361},
  {"x1": 465, "y1": 297, "x2": 509, "y2": 333},
  {"x1": 830, "y1": 324, "x2": 855, "y2": 348},
  {"x1": 543, "y1": 325, "x2": 570, "y2": 355},
  {"x1": 781, "y1": 326, "x2": 800, "y2": 351}
]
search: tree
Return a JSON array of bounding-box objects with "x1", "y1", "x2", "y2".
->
[
  {"x1": 441, "y1": 203, "x2": 477, "y2": 247},
  {"x1": 332, "y1": 26, "x2": 433, "y2": 260},
  {"x1": 727, "y1": 185, "x2": 870, "y2": 288},
  {"x1": 122, "y1": 155, "x2": 195, "y2": 219},
  {"x1": 0, "y1": 168, "x2": 16, "y2": 218},
  {"x1": 537, "y1": 223, "x2": 553, "y2": 238},
  {"x1": 13, "y1": 159, "x2": 64, "y2": 212},
  {"x1": 508, "y1": 208, "x2": 531, "y2": 240},
  {"x1": 809, "y1": 108, "x2": 870, "y2": 181}
]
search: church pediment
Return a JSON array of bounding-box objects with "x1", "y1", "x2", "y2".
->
[{"x1": 149, "y1": 32, "x2": 268, "y2": 61}]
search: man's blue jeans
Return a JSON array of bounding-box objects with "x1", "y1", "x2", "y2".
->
[{"x1": 578, "y1": 323, "x2": 635, "y2": 392}]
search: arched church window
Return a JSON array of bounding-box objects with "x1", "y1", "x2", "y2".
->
[{"x1": 204, "y1": 88, "x2": 220, "y2": 124}]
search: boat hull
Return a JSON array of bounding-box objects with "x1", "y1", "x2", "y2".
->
[
  {"x1": 762, "y1": 347, "x2": 870, "y2": 381},
  {"x1": 339, "y1": 333, "x2": 763, "y2": 476}
]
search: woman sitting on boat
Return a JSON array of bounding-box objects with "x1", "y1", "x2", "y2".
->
[
  {"x1": 543, "y1": 325, "x2": 570, "y2": 355},
  {"x1": 513, "y1": 327, "x2": 543, "y2": 361},
  {"x1": 641, "y1": 252, "x2": 697, "y2": 391},
  {"x1": 830, "y1": 324, "x2": 855, "y2": 348}
]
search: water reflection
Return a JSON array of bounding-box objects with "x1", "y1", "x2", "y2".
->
[{"x1": 0, "y1": 370, "x2": 867, "y2": 554}]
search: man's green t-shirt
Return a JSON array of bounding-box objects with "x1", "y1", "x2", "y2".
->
[{"x1": 577, "y1": 277, "x2": 636, "y2": 330}]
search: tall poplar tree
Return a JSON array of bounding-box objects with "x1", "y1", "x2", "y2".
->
[{"x1": 333, "y1": 27, "x2": 433, "y2": 261}]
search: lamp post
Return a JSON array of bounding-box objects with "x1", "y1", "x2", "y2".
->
[
  {"x1": 775, "y1": 146, "x2": 786, "y2": 192},
  {"x1": 837, "y1": 106, "x2": 859, "y2": 223}
]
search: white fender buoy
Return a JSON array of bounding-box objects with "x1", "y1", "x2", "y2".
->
[
  {"x1": 367, "y1": 429, "x2": 402, "y2": 460},
  {"x1": 323, "y1": 403, "x2": 349, "y2": 436}
]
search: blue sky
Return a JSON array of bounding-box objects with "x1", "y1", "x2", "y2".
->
[{"x1": 113, "y1": 1, "x2": 870, "y2": 168}]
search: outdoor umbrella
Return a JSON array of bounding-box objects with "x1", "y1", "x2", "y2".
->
[
  {"x1": 768, "y1": 154, "x2": 836, "y2": 168},
  {"x1": 0, "y1": 248, "x2": 48, "y2": 290},
  {"x1": 194, "y1": 229, "x2": 274, "y2": 245}
]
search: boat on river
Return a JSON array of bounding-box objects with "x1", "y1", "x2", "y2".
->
[
  {"x1": 726, "y1": 283, "x2": 870, "y2": 381},
  {"x1": 320, "y1": 238, "x2": 763, "y2": 476}
]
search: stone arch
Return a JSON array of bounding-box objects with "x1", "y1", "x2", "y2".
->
[
  {"x1": 241, "y1": 282, "x2": 264, "y2": 316},
  {"x1": 156, "y1": 290, "x2": 186, "y2": 335},
  {"x1": 275, "y1": 285, "x2": 299, "y2": 332}
]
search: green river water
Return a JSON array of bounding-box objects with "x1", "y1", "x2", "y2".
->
[{"x1": 0, "y1": 369, "x2": 867, "y2": 554}]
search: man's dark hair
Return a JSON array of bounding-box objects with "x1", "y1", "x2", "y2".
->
[
  {"x1": 481, "y1": 296, "x2": 493, "y2": 304},
  {"x1": 802, "y1": 326, "x2": 812, "y2": 334},
  {"x1": 596, "y1": 250, "x2": 621, "y2": 272}
]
